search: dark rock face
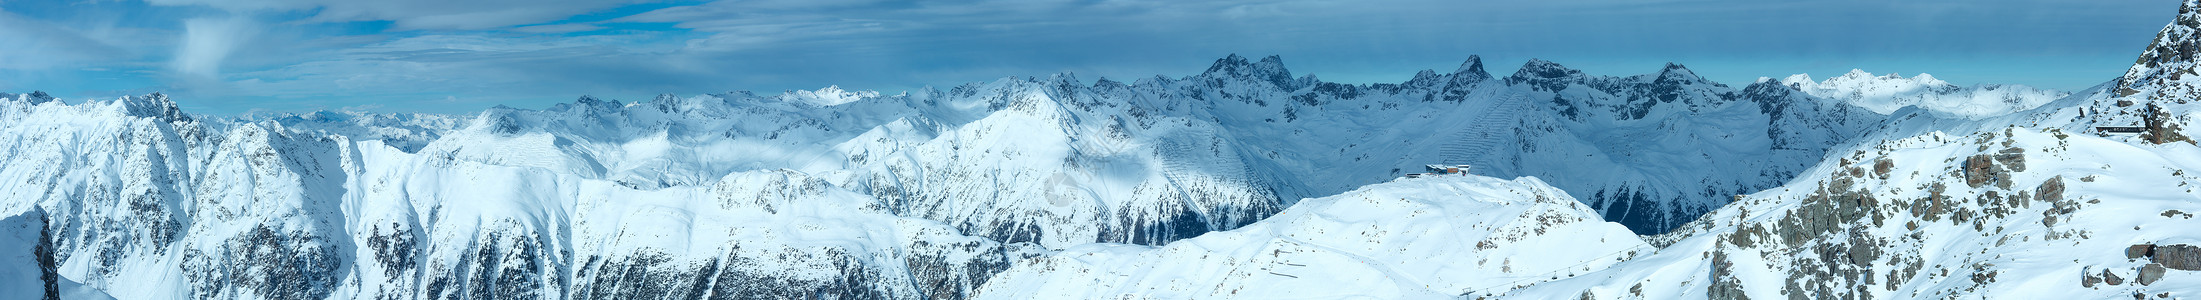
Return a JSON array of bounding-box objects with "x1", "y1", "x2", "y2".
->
[
  {"x1": 2132, "y1": 244, "x2": 2158, "y2": 260},
  {"x1": 2086, "y1": 270, "x2": 2105, "y2": 288},
  {"x1": 2127, "y1": 243, "x2": 2201, "y2": 270},
  {"x1": 2153, "y1": 244, "x2": 2201, "y2": 270},
  {"x1": 2143, "y1": 103, "x2": 2195, "y2": 145},
  {"x1": 4, "y1": 91, "x2": 56, "y2": 105},
  {"x1": 180, "y1": 225, "x2": 344, "y2": 300},
  {"x1": 1963, "y1": 148, "x2": 2025, "y2": 189},
  {"x1": 1507, "y1": 59, "x2": 1589, "y2": 93},
  {"x1": 903, "y1": 240, "x2": 1017, "y2": 300},
  {"x1": 365, "y1": 222, "x2": 419, "y2": 283},
  {"x1": 573, "y1": 251, "x2": 717, "y2": 299},
  {"x1": 710, "y1": 247, "x2": 906, "y2": 299},
  {"x1": 1705, "y1": 167, "x2": 1900, "y2": 299},
  {"x1": 561, "y1": 235, "x2": 1020, "y2": 300},
  {"x1": 574, "y1": 246, "x2": 916, "y2": 300},
  {"x1": 1202, "y1": 54, "x2": 1300, "y2": 90},
  {"x1": 1706, "y1": 249, "x2": 1750, "y2": 300},
  {"x1": 37, "y1": 211, "x2": 58, "y2": 300},
  {"x1": 2139, "y1": 264, "x2": 2166, "y2": 286},
  {"x1": 1, "y1": 209, "x2": 60, "y2": 300},
  {"x1": 123, "y1": 92, "x2": 192, "y2": 123}
]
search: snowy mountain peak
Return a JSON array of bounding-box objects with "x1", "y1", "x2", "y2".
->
[
  {"x1": 1779, "y1": 74, "x2": 1812, "y2": 89},
  {"x1": 1782, "y1": 69, "x2": 2063, "y2": 119},
  {"x1": 2117, "y1": 0, "x2": 2201, "y2": 98},
  {"x1": 1845, "y1": 69, "x2": 1945, "y2": 86},
  {"x1": 467, "y1": 106, "x2": 526, "y2": 134},
  {"x1": 1201, "y1": 54, "x2": 1298, "y2": 89},
  {"x1": 1045, "y1": 72, "x2": 1082, "y2": 87},
  {"x1": 1454, "y1": 55, "x2": 1491, "y2": 79},
  {"x1": 1506, "y1": 59, "x2": 1586, "y2": 91},
  {"x1": 1511, "y1": 59, "x2": 1577, "y2": 79},
  {"x1": 549, "y1": 95, "x2": 625, "y2": 113},
  {"x1": 1655, "y1": 62, "x2": 1707, "y2": 84},
  {"x1": 117, "y1": 92, "x2": 190, "y2": 122},
  {"x1": 3, "y1": 91, "x2": 55, "y2": 105},
  {"x1": 648, "y1": 93, "x2": 688, "y2": 113},
  {"x1": 1739, "y1": 78, "x2": 1807, "y2": 102},
  {"x1": 975, "y1": 175, "x2": 1651, "y2": 299},
  {"x1": 1407, "y1": 69, "x2": 1443, "y2": 85},
  {"x1": 780, "y1": 85, "x2": 880, "y2": 106},
  {"x1": 1792, "y1": 69, "x2": 1953, "y2": 92}
]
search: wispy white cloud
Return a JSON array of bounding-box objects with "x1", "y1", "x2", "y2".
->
[
  {"x1": 511, "y1": 23, "x2": 607, "y2": 34},
  {"x1": 147, "y1": 0, "x2": 660, "y2": 30},
  {"x1": 173, "y1": 17, "x2": 256, "y2": 78},
  {"x1": 0, "y1": 8, "x2": 138, "y2": 71},
  {"x1": 0, "y1": 0, "x2": 2183, "y2": 115}
]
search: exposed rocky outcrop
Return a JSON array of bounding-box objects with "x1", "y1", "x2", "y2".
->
[
  {"x1": 2139, "y1": 264, "x2": 2166, "y2": 286},
  {"x1": 2119, "y1": 0, "x2": 2201, "y2": 99},
  {"x1": 2151, "y1": 244, "x2": 2201, "y2": 271}
]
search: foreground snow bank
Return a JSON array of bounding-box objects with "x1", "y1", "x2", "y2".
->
[
  {"x1": 973, "y1": 175, "x2": 1650, "y2": 299},
  {"x1": 1511, "y1": 124, "x2": 2201, "y2": 299}
]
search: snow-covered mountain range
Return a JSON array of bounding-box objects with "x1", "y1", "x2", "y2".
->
[
  {"x1": 1, "y1": 1, "x2": 2194, "y2": 299},
  {"x1": 979, "y1": 1, "x2": 2201, "y2": 299},
  {"x1": 1782, "y1": 70, "x2": 2066, "y2": 119}
]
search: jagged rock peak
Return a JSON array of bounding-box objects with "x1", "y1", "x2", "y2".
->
[
  {"x1": 472, "y1": 106, "x2": 526, "y2": 134},
  {"x1": 1202, "y1": 54, "x2": 1297, "y2": 89},
  {"x1": 575, "y1": 95, "x2": 618, "y2": 107},
  {"x1": 1, "y1": 92, "x2": 28, "y2": 104},
  {"x1": 1739, "y1": 77, "x2": 1804, "y2": 99},
  {"x1": 1046, "y1": 72, "x2": 1081, "y2": 86},
  {"x1": 120, "y1": 92, "x2": 189, "y2": 122},
  {"x1": 1454, "y1": 55, "x2": 1490, "y2": 79},
  {"x1": 14, "y1": 91, "x2": 56, "y2": 104},
  {"x1": 1660, "y1": 62, "x2": 1693, "y2": 74},
  {"x1": 549, "y1": 95, "x2": 627, "y2": 114},
  {"x1": 1506, "y1": 59, "x2": 1589, "y2": 92},
  {"x1": 2118, "y1": 0, "x2": 2201, "y2": 97},
  {"x1": 1402, "y1": 69, "x2": 1449, "y2": 89},
  {"x1": 1846, "y1": 69, "x2": 1895, "y2": 80},
  {"x1": 1407, "y1": 69, "x2": 1442, "y2": 84},
  {"x1": 1655, "y1": 62, "x2": 1706, "y2": 83},
  {"x1": 650, "y1": 93, "x2": 690, "y2": 113},
  {"x1": 1510, "y1": 59, "x2": 1581, "y2": 80}
]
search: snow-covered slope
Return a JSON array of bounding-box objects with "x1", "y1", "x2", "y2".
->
[
  {"x1": 1493, "y1": 2, "x2": 2201, "y2": 298},
  {"x1": 0, "y1": 14, "x2": 2119, "y2": 300},
  {"x1": 409, "y1": 54, "x2": 1908, "y2": 239},
  {"x1": 0, "y1": 54, "x2": 1942, "y2": 298},
  {"x1": 0, "y1": 94, "x2": 1026, "y2": 299},
  {"x1": 1508, "y1": 123, "x2": 2201, "y2": 299},
  {"x1": 980, "y1": 1, "x2": 2201, "y2": 298},
  {"x1": 0, "y1": 209, "x2": 54, "y2": 300},
  {"x1": 972, "y1": 175, "x2": 1649, "y2": 299},
  {"x1": 1492, "y1": 61, "x2": 1887, "y2": 234}
]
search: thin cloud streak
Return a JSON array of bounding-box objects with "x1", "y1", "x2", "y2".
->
[{"x1": 0, "y1": 0, "x2": 2179, "y2": 114}]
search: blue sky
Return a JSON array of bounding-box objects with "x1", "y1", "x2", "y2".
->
[{"x1": 0, "y1": 0, "x2": 2180, "y2": 115}]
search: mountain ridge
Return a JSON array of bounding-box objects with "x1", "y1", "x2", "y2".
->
[{"x1": 0, "y1": 49, "x2": 2065, "y2": 299}]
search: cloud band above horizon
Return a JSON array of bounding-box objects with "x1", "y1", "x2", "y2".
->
[{"x1": 0, "y1": 0, "x2": 2179, "y2": 115}]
